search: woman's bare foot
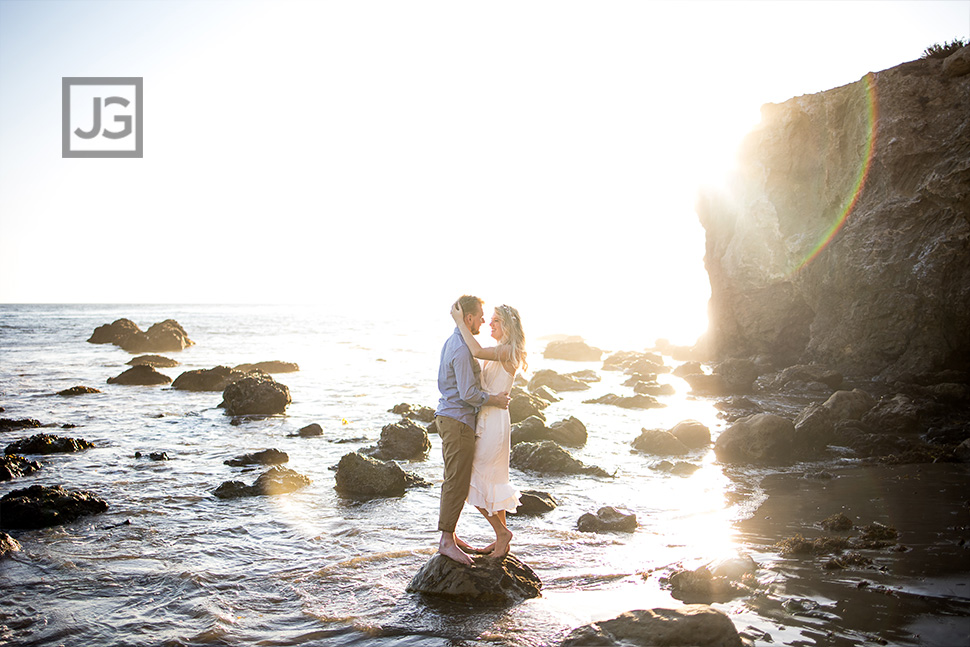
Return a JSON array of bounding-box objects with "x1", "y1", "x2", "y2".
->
[
  {"x1": 455, "y1": 535, "x2": 486, "y2": 555},
  {"x1": 439, "y1": 533, "x2": 474, "y2": 566},
  {"x1": 487, "y1": 528, "x2": 513, "y2": 559}
]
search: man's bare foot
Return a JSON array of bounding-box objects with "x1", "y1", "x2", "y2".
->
[
  {"x1": 487, "y1": 528, "x2": 513, "y2": 560},
  {"x1": 439, "y1": 535, "x2": 474, "y2": 565}
]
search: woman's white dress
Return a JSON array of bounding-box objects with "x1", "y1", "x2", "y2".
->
[{"x1": 466, "y1": 359, "x2": 521, "y2": 515}]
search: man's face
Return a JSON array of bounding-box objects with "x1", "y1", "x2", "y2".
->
[{"x1": 464, "y1": 304, "x2": 484, "y2": 335}]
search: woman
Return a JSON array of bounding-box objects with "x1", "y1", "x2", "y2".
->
[{"x1": 451, "y1": 301, "x2": 528, "y2": 558}]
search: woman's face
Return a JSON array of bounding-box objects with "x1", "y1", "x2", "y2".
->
[{"x1": 489, "y1": 310, "x2": 504, "y2": 342}]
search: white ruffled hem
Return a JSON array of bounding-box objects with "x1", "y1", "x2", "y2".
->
[{"x1": 466, "y1": 481, "x2": 521, "y2": 515}]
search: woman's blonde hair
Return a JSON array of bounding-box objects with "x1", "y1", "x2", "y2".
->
[{"x1": 495, "y1": 304, "x2": 528, "y2": 372}]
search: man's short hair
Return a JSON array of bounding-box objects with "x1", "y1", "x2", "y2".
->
[{"x1": 458, "y1": 295, "x2": 484, "y2": 316}]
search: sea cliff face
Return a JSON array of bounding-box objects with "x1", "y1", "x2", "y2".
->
[{"x1": 697, "y1": 48, "x2": 970, "y2": 379}]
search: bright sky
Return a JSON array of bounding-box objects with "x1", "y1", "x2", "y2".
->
[{"x1": 1, "y1": 0, "x2": 967, "y2": 346}]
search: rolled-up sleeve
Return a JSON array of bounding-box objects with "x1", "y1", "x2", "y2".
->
[{"x1": 453, "y1": 350, "x2": 489, "y2": 408}]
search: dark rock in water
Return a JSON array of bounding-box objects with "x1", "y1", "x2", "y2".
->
[
  {"x1": 632, "y1": 429, "x2": 689, "y2": 456},
  {"x1": 172, "y1": 366, "x2": 247, "y2": 391},
  {"x1": 5, "y1": 433, "x2": 93, "y2": 455},
  {"x1": 673, "y1": 361, "x2": 703, "y2": 378},
  {"x1": 793, "y1": 403, "x2": 836, "y2": 454},
  {"x1": 861, "y1": 394, "x2": 922, "y2": 434},
  {"x1": 544, "y1": 339, "x2": 603, "y2": 362},
  {"x1": 532, "y1": 385, "x2": 561, "y2": 403},
  {"x1": 388, "y1": 403, "x2": 436, "y2": 423},
  {"x1": 668, "y1": 555, "x2": 758, "y2": 604},
  {"x1": 633, "y1": 381, "x2": 676, "y2": 396},
  {"x1": 760, "y1": 364, "x2": 844, "y2": 392},
  {"x1": 296, "y1": 423, "x2": 323, "y2": 437},
  {"x1": 651, "y1": 461, "x2": 701, "y2": 476},
  {"x1": 107, "y1": 365, "x2": 172, "y2": 386},
  {"x1": 578, "y1": 506, "x2": 637, "y2": 533},
  {"x1": 406, "y1": 553, "x2": 542, "y2": 607},
  {"x1": 213, "y1": 466, "x2": 311, "y2": 499},
  {"x1": 683, "y1": 373, "x2": 727, "y2": 396},
  {"x1": 510, "y1": 440, "x2": 611, "y2": 477},
  {"x1": 512, "y1": 490, "x2": 558, "y2": 516},
  {"x1": 528, "y1": 369, "x2": 591, "y2": 392},
  {"x1": 134, "y1": 451, "x2": 170, "y2": 461},
  {"x1": 584, "y1": 393, "x2": 664, "y2": 410},
  {"x1": 511, "y1": 415, "x2": 551, "y2": 446},
  {"x1": 561, "y1": 605, "x2": 744, "y2": 646},
  {"x1": 0, "y1": 531, "x2": 22, "y2": 557},
  {"x1": 56, "y1": 386, "x2": 101, "y2": 396},
  {"x1": 512, "y1": 416, "x2": 587, "y2": 447},
  {"x1": 0, "y1": 454, "x2": 42, "y2": 481},
  {"x1": 714, "y1": 414, "x2": 795, "y2": 464},
  {"x1": 697, "y1": 58, "x2": 970, "y2": 381},
  {"x1": 822, "y1": 389, "x2": 877, "y2": 420},
  {"x1": 364, "y1": 418, "x2": 431, "y2": 461},
  {"x1": 127, "y1": 355, "x2": 180, "y2": 368},
  {"x1": 0, "y1": 418, "x2": 43, "y2": 432},
  {"x1": 0, "y1": 484, "x2": 108, "y2": 529},
  {"x1": 603, "y1": 350, "x2": 663, "y2": 372},
  {"x1": 509, "y1": 390, "x2": 548, "y2": 425},
  {"x1": 89, "y1": 318, "x2": 193, "y2": 353},
  {"x1": 670, "y1": 420, "x2": 711, "y2": 449},
  {"x1": 716, "y1": 358, "x2": 759, "y2": 394},
  {"x1": 334, "y1": 452, "x2": 425, "y2": 497},
  {"x1": 233, "y1": 361, "x2": 300, "y2": 374},
  {"x1": 568, "y1": 369, "x2": 601, "y2": 383},
  {"x1": 224, "y1": 448, "x2": 289, "y2": 467},
  {"x1": 821, "y1": 513, "x2": 854, "y2": 532},
  {"x1": 219, "y1": 374, "x2": 291, "y2": 416}
]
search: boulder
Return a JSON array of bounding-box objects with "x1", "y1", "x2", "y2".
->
[
  {"x1": 364, "y1": 418, "x2": 431, "y2": 461},
  {"x1": 683, "y1": 373, "x2": 728, "y2": 396},
  {"x1": 511, "y1": 415, "x2": 553, "y2": 446},
  {"x1": 406, "y1": 553, "x2": 542, "y2": 606},
  {"x1": 583, "y1": 393, "x2": 664, "y2": 410},
  {"x1": 577, "y1": 506, "x2": 637, "y2": 533},
  {"x1": 90, "y1": 318, "x2": 193, "y2": 353},
  {"x1": 0, "y1": 454, "x2": 42, "y2": 481},
  {"x1": 0, "y1": 418, "x2": 42, "y2": 432},
  {"x1": 511, "y1": 490, "x2": 558, "y2": 516},
  {"x1": 714, "y1": 413, "x2": 795, "y2": 464},
  {"x1": 172, "y1": 366, "x2": 247, "y2": 391},
  {"x1": 761, "y1": 364, "x2": 844, "y2": 392},
  {"x1": 544, "y1": 340, "x2": 603, "y2": 362},
  {"x1": 1, "y1": 531, "x2": 22, "y2": 557},
  {"x1": 548, "y1": 417, "x2": 588, "y2": 447},
  {"x1": 509, "y1": 392, "x2": 547, "y2": 425},
  {"x1": 632, "y1": 429, "x2": 689, "y2": 456},
  {"x1": 651, "y1": 461, "x2": 701, "y2": 476},
  {"x1": 213, "y1": 466, "x2": 310, "y2": 499},
  {"x1": 861, "y1": 394, "x2": 921, "y2": 434},
  {"x1": 5, "y1": 434, "x2": 93, "y2": 455},
  {"x1": 822, "y1": 389, "x2": 877, "y2": 420},
  {"x1": 0, "y1": 484, "x2": 108, "y2": 529},
  {"x1": 219, "y1": 374, "x2": 291, "y2": 416},
  {"x1": 670, "y1": 420, "x2": 712, "y2": 449},
  {"x1": 107, "y1": 365, "x2": 172, "y2": 386},
  {"x1": 88, "y1": 318, "x2": 140, "y2": 345},
  {"x1": 127, "y1": 355, "x2": 180, "y2": 368},
  {"x1": 532, "y1": 385, "x2": 561, "y2": 403},
  {"x1": 626, "y1": 357, "x2": 670, "y2": 376},
  {"x1": 388, "y1": 403, "x2": 436, "y2": 423},
  {"x1": 633, "y1": 381, "x2": 676, "y2": 396},
  {"x1": 567, "y1": 369, "x2": 601, "y2": 383},
  {"x1": 224, "y1": 448, "x2": 289, "y2": 467},
  {"x1": 296, "y1": 423, "x2": 323, "y2": 437},
  {"x1": 334, "y1": 452, "x2": 424, "y2": 497},
  {"x1": 510, "y1": 440, "x2": 611, "y2": 477},
  {"x1": 668, "y1": 556, "x2": 757, "y2": 604},
  {"x1": 673, "y1": 361, "x2": 703, "y2": 378},
  {"x1": 233, "y1": 361, "x2": 300, "y2": 374},
  {"x1": 528, "y1": 369, "x2": 591, "y2": 392},
  {"x1": 716, "y1": 358, "x2": 759, "y2": 394},
  {"x1": 942, "y1": 44, "x2": 970, "y2": 78},
  {"x1": 561, "y1": 606, "x2": 743, "y2": 647},
  {"x1": 56, "y1": 386, "x2": 101, "y2": 396},
  {"x1": 793, "y1": 403, "x2": 836, "y2": 453}
]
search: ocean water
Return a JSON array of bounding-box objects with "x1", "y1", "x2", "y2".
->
[{"x1": 0, "y1": 304, "x2": 848, "y2": 646}]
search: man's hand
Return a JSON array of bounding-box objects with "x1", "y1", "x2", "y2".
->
[{"x1": 487, "y1": 391, "x2": 510, "y2": 409}]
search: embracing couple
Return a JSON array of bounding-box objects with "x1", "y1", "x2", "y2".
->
[{"x1": 434, "y1": 295, "x2": 528, "y2": 565}]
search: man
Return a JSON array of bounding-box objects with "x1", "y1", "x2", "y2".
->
[{"x1": 434, "y1": 295, "x2": 510, "y2": 565}]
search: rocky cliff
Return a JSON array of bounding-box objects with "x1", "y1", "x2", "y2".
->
[{"x1": 697, "y1": 47, "x2": 970, "y2": 380}]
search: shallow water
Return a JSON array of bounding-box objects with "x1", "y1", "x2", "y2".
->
[{"x1": 1, "y1": 304, "x2": 967, "y2": 646}]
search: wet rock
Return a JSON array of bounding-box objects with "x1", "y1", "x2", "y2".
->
[
  {"x1": 233, "y1": 360, "x2": 300, "y2": 374},
  {"x1": 127, "y1": 355, "x2": 180, "y2": 368},
  {"x1": 714, "y1": 414, "x2": 795, "y2": 464},
  {"x1": 716, "y1": 358, "x2": 759, "y2": 394},
  {"x1": 852, "y1": 522, "x2": 898, "y2": 549},
  {"x1": 633, "y1": 381, "x2": 676, "y2": 396},
  {"x1": 602, "y1": 350, "x2": 660, "y2": 371},
  {"x1": 135, "y1": 451, "x2": 170, "y2": 461},
  {"x1": 544, "y1": 339, "x2": 603, "y2": 362},
  {"x1": 775, "y1": 533, "x2": 850, "y2": 556},
  {"x1": 172, "y1": 366, "x2": 247, "y2": 391},
  {"x1": 5, "y1": 433, "x2": 93, "y2": 455},
  {"x1": 334, "y1": 452, "x2": 425, "y2": 497},
  {"x1": 822, "y1": 389, "x2": 877, "y2": 420},
  {"x1": 861, "y1": 394, "x2": 921, "y2": 434},
  {"x1": 0, "y1": 454, "x2": 41, "y2": 481},
  {"x1": 512, "y1": 490, "x2": 558, "y2": 516},
  {"x1": 668, "y1": 562, "x2": 755, "y2": 604},
  {"x1": 213, "y1": 466, "x2": 311, "y2": 499},
  {"x1": 89, "y1": 318, "x2": 193, "y2": 353},
  {"x1": 670, "y1": 420, "x2": 711, "y2": 449},
  {"x1": 532, "y1": 385, "x2": 561, "y2": 403},
  {"x1": 56, "y1": 386, "x2": 101, "y2": 396},
  {"x1": 820, "y1": 513, "x2": 853, "y2": 532},
  {"x1": 0, "y1": 531, "x2": 22, "y2": 557},
  {"x1": 583, "y1": 393, "x2": 664, "y2": 410},
  {"x1": 406, "y1": 553, "x2": 542, "y2": 606},
  {"x1": 561, "y1": 605, "x2": 744, "y2": 647},
  {"x1": 88, "y1": 318, "x2": 140, "y2": 345},
  {"x1": 823, "y1": 552, "x2": 874, "y2": 570},
  {"x1": 388, "y1": 403, "x2": 436, "y2": 423},
  {"x1": 364, "y1": 418, "x2": 431, "y2": 461},
  {"x1": 760, "y1": 364, "x2": 844, "y2": 392},
  {"x1": 528, "y1": 369, "x2": 591, "y2": 392},
  {"x1": 626, "y1": 357, "x2": 670, "y2": 376},
  {"x1": 651, "y1": 460, "x2": 701, "y2": 476},
  {"x1": 683, "y1": 373, "x2": 728, "y2": 396},
  {"x1": 793, "y1": 403, "x2": 836, "y2": 454},
  {"x1": 632, "y1": 429, "x2": 689, "y2": 456},
  {"x1": 513, "y1": 416, "x2": 588, "y2": 447},
  {"x1": 510, "y1": 440, "x2": 611, "y2": 477},
  {"x1": 511, "y1": 415, "x2": 552, "y2": 445},
  {"x1": 0, "y1": 484, "x2": 108, "y2": 529},
  {"x1": 0, "y1": 419, "x2": 43, "y2": 432},
  {"x1": 673, "y1": 361, "x2": 704, "y2": 378},
  {"x1": 296, "y1": 423, "x2": 323, "y2": 437},
  {"x1": 577, "y1": 506, "x2": 637, "y2": 533},
  {"x1": 219, "y1": 374, "x2": 291, "y2": 416},
  {"x1": 567, "y1": 369, "x2": 601, "y2": 383},
  {"x1": 509, "y1": 391, "x2": 548, "y2": 425},
  {"x1": 107, "y1": 365, "x2": 172, "y2": 386},
  {"x1": 224, "y1": 448, "x2": 289, "y2": 467}
]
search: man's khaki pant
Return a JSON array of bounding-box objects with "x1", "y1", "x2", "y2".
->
[{"x1": 436, "y1": 415, "x2": 476, "y2": 533}]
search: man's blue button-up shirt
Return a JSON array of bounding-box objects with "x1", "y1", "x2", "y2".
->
[{"x1": 436, "y1": 327, "x2": 489, "y2": 429}]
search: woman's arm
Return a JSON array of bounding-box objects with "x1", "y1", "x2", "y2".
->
[{"x1": 451, "y1": 302, "x2": 510, "y2": 362}]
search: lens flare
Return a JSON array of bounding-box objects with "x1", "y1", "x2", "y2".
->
[{"x1": 790, "y1": 72, "x2": 878, "y2": 275}]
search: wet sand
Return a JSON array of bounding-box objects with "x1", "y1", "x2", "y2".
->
[{"x1": 733, "y1": 462, "x2": 970, "y2": 646}]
